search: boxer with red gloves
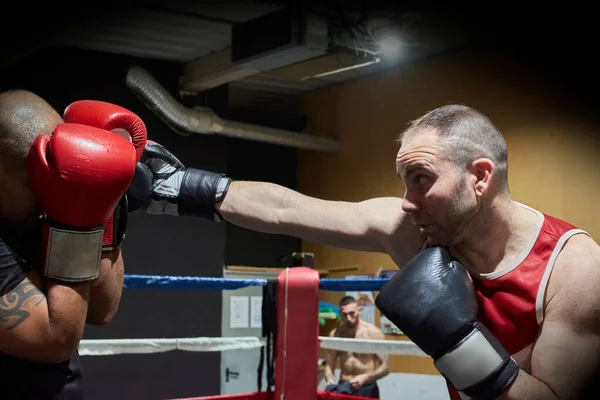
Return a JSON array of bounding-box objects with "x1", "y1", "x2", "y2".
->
[
  {"x1": 63, "y1": 100, "x2": 147, "y2": 251},
  {"x1": 60, "y1": 100, "x2": 148, "y2": 332},
  {"x1": 0, "y1": 89, "x2": 137, "y2": 400},
  {"x1": 28, "y1": 123, "x2": 137, "y2": 282},
  {"x1": 374, "y1": 247, "x2": 520, "y2": 400}
]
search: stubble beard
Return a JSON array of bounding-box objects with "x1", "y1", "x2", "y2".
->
[{"x1": 434, "y1": 178, "x2": 482, "y2": 247}]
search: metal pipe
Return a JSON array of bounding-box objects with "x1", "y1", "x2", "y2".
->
[{"x1": 125, "y1": 66, "x2": 340, "y2": 153}]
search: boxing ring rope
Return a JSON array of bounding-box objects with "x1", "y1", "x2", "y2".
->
[
  {"x1": 121, "y1": 274, "x2": 391, "y2": 291},
  {"x1": 79, "y1": 337, "x2": 267, "y2": 356},
  {"x1": 79, "y1": 335, "x2": 425, "y2": 357},
  {"x1": 79, "y1": 271, "x2": 420, "y2": 400}
]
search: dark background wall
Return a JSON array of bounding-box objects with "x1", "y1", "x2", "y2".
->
[{"x1": 0, "y1": 46, "x2": 301, "y2": 399}]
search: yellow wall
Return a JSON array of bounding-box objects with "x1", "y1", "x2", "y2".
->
[{"x1": 299, "y1": 47, "x2": 600, "y2": 374}]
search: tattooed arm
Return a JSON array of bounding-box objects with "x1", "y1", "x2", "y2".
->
[
  {"x1": 0, "y1": 239, "x2": 90, "y2": 363},
  {"x1": 0, "y1": 272, "x2": 89, "y2": 363}
]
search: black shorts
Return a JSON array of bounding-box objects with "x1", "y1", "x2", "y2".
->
[{"x1": 325, "y1": 380, "x2": 380, "y2": 399}]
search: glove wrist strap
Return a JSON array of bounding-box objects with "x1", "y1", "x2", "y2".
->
[
  {"x1": 463, "y1": 358, "x2": 519, "y2": 400},
  {"x1": 42, "y1": 221, "x2": 103, "y2": 282},
  {"x1": 435, "y1": 322, "x2": 519, "y2": 399},
  {"x1": 178, "y1": 168, "x2": 232, "y2": 221}
]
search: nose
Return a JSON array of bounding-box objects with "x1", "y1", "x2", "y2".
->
[{"x1": 402, "y1": 192, "x2": 420, "y2": 214}]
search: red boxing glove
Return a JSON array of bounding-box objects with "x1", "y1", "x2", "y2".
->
[
  {"x1": 28, "y1": 123, "x2": 137, "y2": 282},
  {"x1": 63, "y1": 100, "x2": 147, "y2": 160},
  {"x1": 63, "y1": 100, "x2": 148, "y2": 251}
]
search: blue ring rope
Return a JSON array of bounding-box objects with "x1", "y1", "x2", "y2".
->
[{"x1": 123, "y1": 274, "x2": 390, "y2": 291}]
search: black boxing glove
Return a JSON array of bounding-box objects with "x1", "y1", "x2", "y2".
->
[
  {"x1": 374, "y1": 247, "x2": 519, "y2": 400},
  {"x1": 127, "y1": 141, "x2": 232, "y2": 221},
  {"x1": 126, "y1": 162, "x2": 153, "y2": 213}
]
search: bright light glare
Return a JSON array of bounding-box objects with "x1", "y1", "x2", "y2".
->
[{"x1": 379, "y1": 36, "x2": 401, "y2": 54}]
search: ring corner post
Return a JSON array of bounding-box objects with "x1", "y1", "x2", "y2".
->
[{"x1": 275, "y1": 267, "x2": 320, "y2": 400}]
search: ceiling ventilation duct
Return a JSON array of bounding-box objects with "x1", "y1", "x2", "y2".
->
[
  {"x1": 125, "y1": 65, "x2": 340, "y2": 154},
  {"x1": 180, "y1": 7, "x2": 379, "y2": 92},
  {"x1": 181, "y1": 8, "x2": 330, "y2": 92}
]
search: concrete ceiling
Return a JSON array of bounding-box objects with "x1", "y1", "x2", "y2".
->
[
  {"x1": 20, "y1": 1, "x2": 472, "y2": 113},
  {"x1": 6, "y1": 3, "x2": 584, "y2": 116},
  {"x1": 3, "y1": 3, "x2": 595, "y2": 154}
]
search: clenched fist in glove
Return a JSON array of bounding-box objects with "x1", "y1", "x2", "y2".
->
[
  {"x1": 374, "y1": 247, "x2": 520, "y2": 400},
  {"x1": 63, "y1": 100, "x2": 148, "y2": 251},
  {"x1": 28, "y1": 123, "x2": 137, "y2": 282},
  {"x1": 127, "y1": 141, "x2": 232, "y2": 221}
]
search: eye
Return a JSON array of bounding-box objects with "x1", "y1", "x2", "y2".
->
[{"x1": 415, "y1": 174, "x2": 429, "y2": 187}]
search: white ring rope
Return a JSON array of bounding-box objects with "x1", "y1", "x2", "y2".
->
[
  {"x1": 78, "y1": 337, "x2": 266, "y2": 356},
  {"x1": 319, "y1": 337, "x2": 427, "y2": 357},
  {"x1": 78, "y1": 336, "x2": 426, "y2": 357}
]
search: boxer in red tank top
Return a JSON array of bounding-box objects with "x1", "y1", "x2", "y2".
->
[
  {"x1": 387, "y1": 106, "x2": 600, "y2": 399},
  {"x1": 447, "y1": 206, "x2": 589, "y2": 399},
  {"x1": 138, "y1": 104, "x2": 600, "y2": 399}
]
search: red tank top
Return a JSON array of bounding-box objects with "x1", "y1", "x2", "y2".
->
[{"x1": 447, "y1": 205, "x2": 587, "y2": 400}]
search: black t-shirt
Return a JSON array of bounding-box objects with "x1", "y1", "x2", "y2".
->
[{"x1": 0, "y1": 217, "x2": 84, "y2": 400}]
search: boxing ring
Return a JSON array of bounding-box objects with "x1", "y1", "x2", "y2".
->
[{"x1": 78, "y1": 267, "x2": 428, "y2": 400}]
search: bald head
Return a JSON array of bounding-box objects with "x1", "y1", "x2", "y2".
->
[{"x1": 0, "y1": 89, "x2": 62, "y2": 169}]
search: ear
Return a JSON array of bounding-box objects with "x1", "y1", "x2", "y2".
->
[{"x1": 470, "y1": 158, "x2": 494, "y2": 197}]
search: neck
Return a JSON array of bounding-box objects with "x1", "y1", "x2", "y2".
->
[
  {"x1": 341, "y1": 321, "x2": 361, "y2": 333},
  {"x1": 450, "y1": 198, "x2": 536, "y2": 275}
]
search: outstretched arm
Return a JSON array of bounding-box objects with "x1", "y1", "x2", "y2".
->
[
  {"x1": 219, "y1": 181, "x2": 420, "y2": 256},
  {"x1": 131, "y1": 142, "x2": 424, "y2": 264}
]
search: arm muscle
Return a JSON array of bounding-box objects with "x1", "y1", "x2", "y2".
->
[
  {"x1": 502, "y1": 234, "x2": 600, "y2": 399},
  {"x1": 366, "y1": 326, "x2": 390, "y2": 380},
  {"x1": 1, "y1": 271, "x2": 89, "y2": 363},
  {"x1": 324, "y1": 328, "x2": 339, "y2": 384},
  {"x1": 219, "y1": 182, "x2": 421, "y2": 257},
  {"x1": 86, "y1": 249, "x2": 124, "y2": 325}
]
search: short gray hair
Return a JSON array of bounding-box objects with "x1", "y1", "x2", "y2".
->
[{"x1": 399, "y1": 104, "x2": 509, "y2": 189}]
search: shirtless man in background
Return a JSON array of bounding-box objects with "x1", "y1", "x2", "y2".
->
[{"x1": 323, "y1": 296, "x2": 390, "y2": 398}]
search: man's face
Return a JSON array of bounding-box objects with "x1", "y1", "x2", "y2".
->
[
  {"x1": 396, "y1": 129, "x2": 479, "y2": 246},
  {"x1": 339, "y1": 302, "x2": 360, "y2": 327}
]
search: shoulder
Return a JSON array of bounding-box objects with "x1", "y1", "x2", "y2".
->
[
  {"x1": 0, "y1": 238, "x2": 31, "y2": 295},
  {"x1": 361, "y1": 321, "x2": 385, "y2": 339},
  {"x1": 363, "y1": 197, "x2": 424, "y2": 266},
  {"x1": 552, "y1": 233, "x2": 600, "y2": 287},
  {"x1": 545, "y1": 232, "x2": 600, "y2": 325},
  {"x1": 0, "y1": 236, "x2": 26, "y2": 263},
  {"x1": 0, "y1": 237, "x2": 23, "y2": 265}
]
